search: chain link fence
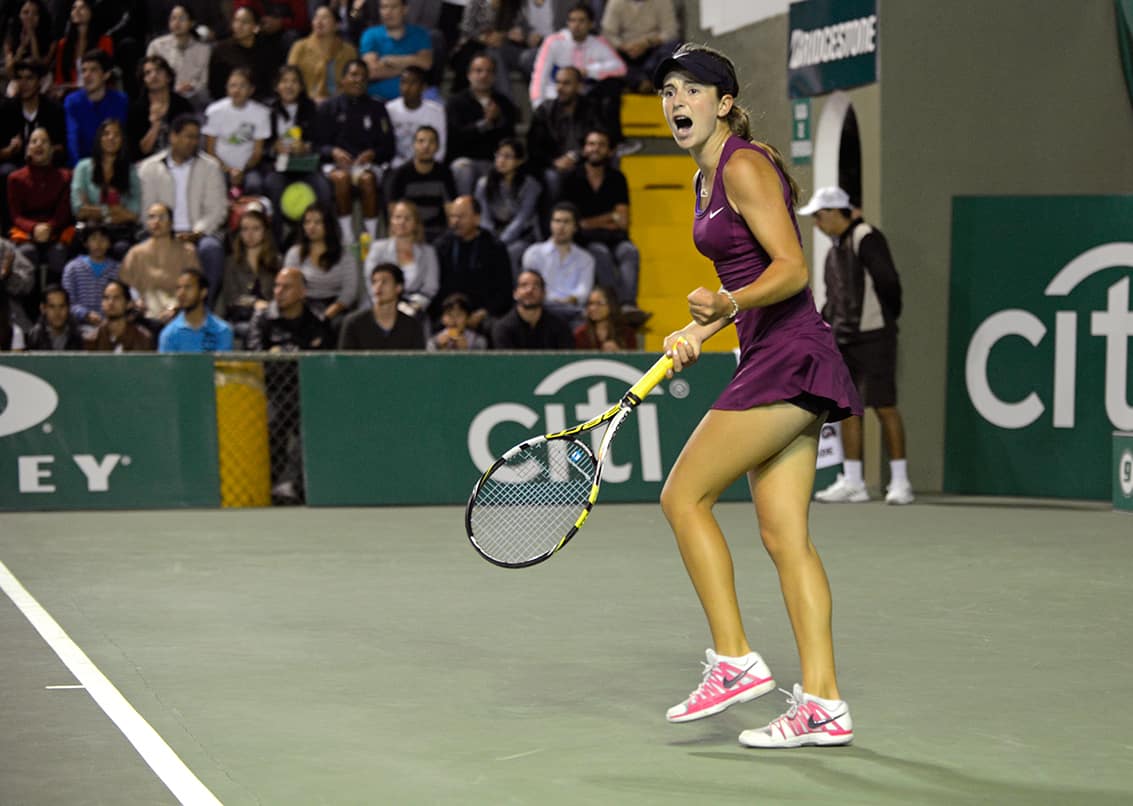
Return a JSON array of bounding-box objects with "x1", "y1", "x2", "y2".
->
[{"x1": 214, "y1": 355, "x2": 306, "y2": 507}]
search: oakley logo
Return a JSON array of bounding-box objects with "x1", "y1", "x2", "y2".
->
[{"x1": 0, "y1": 366, "x2": 59, "y2": 438}]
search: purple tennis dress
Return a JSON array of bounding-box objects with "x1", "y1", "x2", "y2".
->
[{"x1": 693, "y1": 136, "x2": 862, "y2": 421}]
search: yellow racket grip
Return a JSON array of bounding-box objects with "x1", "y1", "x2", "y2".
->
[{"x1": 627, "y1": 354, "x2": 675, "y2": 402}]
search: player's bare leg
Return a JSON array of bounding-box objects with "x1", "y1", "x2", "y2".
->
[
  {"x1": 661, "y1": 404, "x2": 817, "y2": 655},
  {"x1": 661, "y1": 405, "x2": 821, "y2": 723},
  {"x1": 749, "y1": 418, "x2": 839, "y2": 701}
]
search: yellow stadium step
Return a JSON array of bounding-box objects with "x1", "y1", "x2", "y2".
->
[
  {"x1": 622, "y1": 154, "x2": 738, "y2": 353},
  {"x1": 621, "y1": 93, "x2": 670, "y2": 139}
]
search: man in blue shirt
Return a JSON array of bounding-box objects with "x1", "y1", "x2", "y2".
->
[
  {"x1": 158, "y1": 269, "x2": 234, "y2": 352},
  {"x1": 521, "y1": 202, "x2": 595, "y2": 327},
  {"x1": 359, "y1": 0, "x2": 434, "y2": 100},
  {"x1": 63, "y1": 50, "x2": 128, "y2": 167}
]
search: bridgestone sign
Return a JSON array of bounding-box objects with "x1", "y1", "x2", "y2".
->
[
  {"x1": 788, "y1": 0, "x2": 878, "y2": 98},
  {"x1": 789, "y1": 16, "x2": 877, "y2": 70}
]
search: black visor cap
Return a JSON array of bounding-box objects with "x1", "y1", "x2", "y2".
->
[{"x1": 652, "y1": 50, "x2": 739, "y2": 97}]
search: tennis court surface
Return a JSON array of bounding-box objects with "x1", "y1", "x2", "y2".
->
[{"x1": 2, "y1": 499, "x2": 1130, "y2": 805}]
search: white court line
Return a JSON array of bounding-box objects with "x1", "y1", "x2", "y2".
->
[
  {"x1": 0, "y1": 559, "x2": 222, "y2": 806},
  {"x1": 495, "y1": 749, "x2": 544, "y2": 762}
]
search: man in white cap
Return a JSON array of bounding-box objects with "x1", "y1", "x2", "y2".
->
[{"x1": 798, "y1": 186, "x2": 914, "y2": 504}]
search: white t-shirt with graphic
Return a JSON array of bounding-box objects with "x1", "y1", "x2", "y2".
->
[
  {"x1": 384, "y1": 97, "x2": 447, "y2": 168},
  {"x1": 202, "y1": 97, "x2": 271, "y2": 171}
]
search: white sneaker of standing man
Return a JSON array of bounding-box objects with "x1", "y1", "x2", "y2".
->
[
  {"x1": 814, "y1": 473, "x2": 870, "y2": 503},
  {"x1": 884, "y1": 479, "x2": 915, "y2": 505}
]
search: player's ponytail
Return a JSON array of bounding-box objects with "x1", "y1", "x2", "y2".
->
[{"x1": 724, "y1": 102, "x2": 753, "y2": 142}]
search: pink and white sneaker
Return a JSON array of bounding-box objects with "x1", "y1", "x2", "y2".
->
[
  {"x1": 666, "y1": 649, "x2": 776, "y2": 723},
  {"x1": 738, "y1": 683, "x2": 854, "y2": 748}
]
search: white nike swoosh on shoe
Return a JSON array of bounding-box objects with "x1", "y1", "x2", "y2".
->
[{"x1": 709, "y1": 207, "x2": 726, "y2": 219}]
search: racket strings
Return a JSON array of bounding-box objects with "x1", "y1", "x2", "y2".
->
[
  {"x1": 597, "y1": 411, "x2": 629, "y2": 461},
  {"x1": 469, "y1": 440, "x2": 597, "y2": 564}
]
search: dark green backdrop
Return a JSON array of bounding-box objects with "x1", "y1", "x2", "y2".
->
[
  {"x1": 0, "y1": 356, "x2": 220, "y2": 510},
  {"x1": 946, "y1": 195, "x2": 1133, "y2": 499},
  {"x1": 300, "y1": 353, "x2": 750, "y2": 506}
]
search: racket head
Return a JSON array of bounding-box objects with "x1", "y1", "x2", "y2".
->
[{"x1": 465, "y1": 435, "x2": 598, "y2": 568}]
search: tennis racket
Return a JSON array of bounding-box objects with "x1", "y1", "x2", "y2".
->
[{"x1": 465, "y1": 354, "x2": 675, "y2": 568}]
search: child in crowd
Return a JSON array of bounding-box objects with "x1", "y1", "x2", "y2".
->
[
  {"x1": 427, "y1": 292, "x2": 487, "y2": 351},
  {"x1": 60, "y1": 223, "x2": 119, "y2": 338}
]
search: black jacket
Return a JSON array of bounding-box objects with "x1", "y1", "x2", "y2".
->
[
  {"x1": 25, "y1": 318, "x2": 84, "y2": 351},
  {"x1": 0, "y1": 96, "x2": 66, "y2": 166},
  {"x1": 490, "y1": 307, "x2": 573, "y2": 350},
  {"x1": 444, "y1": 89, "x2": 517, "y2": 162},
  {"x1": 246, "y1": 302, "x2": 331, "y2": 351},
  {"x1": 314, "y1": 93, "x2": 396, "y2": 165},
  {"x1": 127, "y1": 92, "x2": 194, "y2": 159},
  {"x1": 822, "y1": 219, "x2": 902, "y2": 344},
  {"x1": 526, "y1": 95, "x2": 601, "y2": 170},
  {"x1": 431, "y1": 228, "x2": 513, "y2": 322}
]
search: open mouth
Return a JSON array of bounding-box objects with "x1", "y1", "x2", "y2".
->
[{"x1": 673, "y1": 115, "x2": 693, "y2": 133}]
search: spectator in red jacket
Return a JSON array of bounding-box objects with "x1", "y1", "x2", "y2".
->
[{"x1": 8, "y1": 126, "x2": 72, "y2": 286}]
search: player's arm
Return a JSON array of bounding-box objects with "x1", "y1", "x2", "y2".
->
[
  {"x1": 724, "y1": 150, "x2": 808, "y2": 308},
  {"x1": 664, "y1": 315, "x2": 730, "y2": 374}
]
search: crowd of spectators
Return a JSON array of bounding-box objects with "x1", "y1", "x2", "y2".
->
[{"x1": 0, "y1": 0, "x2": 683, "y2": 355}]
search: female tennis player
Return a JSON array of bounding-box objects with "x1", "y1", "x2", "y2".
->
[{"x1": 655, "y1": 44, "x2": 861, "y2": 748}]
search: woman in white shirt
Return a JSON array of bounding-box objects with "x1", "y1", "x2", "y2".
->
[
  {"x1": 203, "y1": 67, "x2": 272, "y2": 199},
  {"x1": 362, "y1": 199, "x2": 439, "y2": 316}
]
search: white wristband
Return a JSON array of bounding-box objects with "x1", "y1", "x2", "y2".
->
[{"x1": 720, "y1": 288, "x2": 739, "y2": 320}]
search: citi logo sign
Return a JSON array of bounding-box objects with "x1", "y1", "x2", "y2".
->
[
  {"x1": 467, "y1": 359, "x2": 666, "y2": 484},
  {"x1": 965, "y1": 243, "x2": 1133, "y2": 431},
  {"x1": 0, "y1": 365, "x2": 128, "y2": 494}
]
